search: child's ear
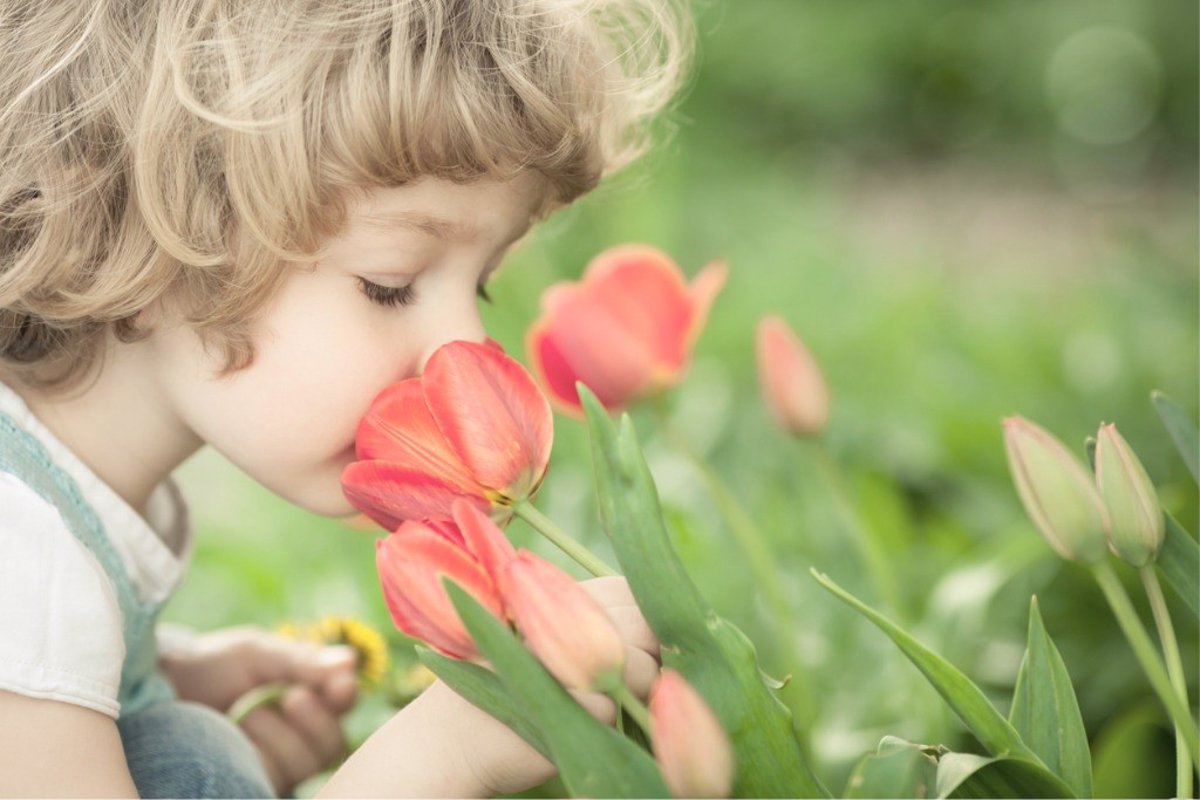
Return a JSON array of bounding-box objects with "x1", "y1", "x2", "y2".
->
[
  {"x1": 132, "y1": 293, "x2": 175, "y2": 331},
  {"x1": 134, "y1": 280, "x2": 197, "y2": 330},
  {"x1": 132, "y1": 299, "x2": 160, "y2": 329}
]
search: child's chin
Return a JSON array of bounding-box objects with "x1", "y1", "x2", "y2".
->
[{"x1": 285, "y1": 476, "x2": 357, "y2": 519}]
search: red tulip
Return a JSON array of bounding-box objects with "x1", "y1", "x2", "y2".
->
[
  {"x1": 375, "y1": 500, "x2": 517, "y2": 660},
  {"x1": 649, "y1": 669, "x2": 734, "y2": 798},
  {"x1": 755, "y1": 315, "x2": 830, "y2": 437},
  {"x1": 499, "y1": 550, "x2": 626, "y2": 691},
  {"x1": 342, "y1": 340, "x2": 553, "y2": 531},
  {"x1": 526, "y1": 244, "x2": 727, "y2": 415}
]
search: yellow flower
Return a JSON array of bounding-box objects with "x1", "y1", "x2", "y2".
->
[
  {"x1": 393, "y1": 663, "x2": 438, "y2": 697},
  {"x1": 277, "y1": 615, "x2": 390, "y2": 688}
]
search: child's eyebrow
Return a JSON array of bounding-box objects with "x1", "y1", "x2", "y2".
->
[{"x1": 361, "y1": 211, "x2": 480, "y2": 243}]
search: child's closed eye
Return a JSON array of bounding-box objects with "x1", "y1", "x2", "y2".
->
[
  {"x1": 356, "y1": 277, "x2": 494, "y2": 308},
  {"x1": 357, "y1": 277, "x2": 417, "y2": 308}
]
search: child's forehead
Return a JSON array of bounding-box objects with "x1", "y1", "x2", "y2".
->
[{"x1": 340, "y1": 173, "x2": 548, "y2": 243}]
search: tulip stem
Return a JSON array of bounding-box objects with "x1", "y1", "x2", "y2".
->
[
  {"x1": 1141, "y1": 565, "x2": 1195, "y2": 799},
  {"x1": 512, "y1": 500, "x2": 617, "y2": 578},
  {"x1": 1091, "y1": 561, "x2": 1199, "y2": 760},
  {"x1": 804, "y1": 440, "x2": 906, "y2": 623},
  {"x1": 611, "y1": 682, "x2": 652, "y2": 735},
  {"x1": 650, "y1": 406, "x2": 814, "y2": 733},
  {"x1": 228, "y1": 682, "x2": 287, "y2": 725}
]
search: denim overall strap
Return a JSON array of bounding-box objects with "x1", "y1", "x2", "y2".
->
[{"x1": 0, "y1": 411, "x2": 175, "y2": 716}]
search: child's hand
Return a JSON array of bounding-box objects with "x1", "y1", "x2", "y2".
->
[
  {"x1": 434, "y1": 575, "x2": 663, "y2": 797},
  {"x1": 158, "y1": 626, "x2": 359, "y2": 795}
]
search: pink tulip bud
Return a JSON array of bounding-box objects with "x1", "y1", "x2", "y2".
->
[
  {"x1": 649, "y1": 669, "x2": 734, "y2": 798},
  {"x1": 375, "y1": 501, "x2": 516, "y2": 661},
  {"x1": 1095, "y1": 423, "x2": 1164, "y2": 567},
  {"x1": 755, "y1": 315, "x2": 830, "y2": 437},
  {"x1": 1003, "y1": 416, "x2": 1109, "y2": 563},
  {"x1": 499, "y1": 551, "x2": 626, "y2": 691}
]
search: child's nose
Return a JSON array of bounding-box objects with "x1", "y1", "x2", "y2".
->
[{"x1": 416, "y1": 307, "x2": 487, "y2": 372}]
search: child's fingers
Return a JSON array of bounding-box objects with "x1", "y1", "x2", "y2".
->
[
  {"x1": 240, "y1": 704, "x2": 326, "y2": 793},
  {"x1": 623, "y1": 645, "x2": 660, "y2": 702},
  {"x1": 565, "y1": 646, "x2": 659, "y2": 729},
  {"x1": 248, "y1": 635, "x2": 357, "y2": 690},
  {"x1": 318, "y1": 668, "x2": 359, "y2": 715},
  {"x1": 279, "y1": 685, "x2": 348, "y2": 766},
  {"x1": 603, "y1": 604, "x2": 661, "y2": 661},
  {"x1": 569, "y1": 688, "x2": 617, "y2": 726},
  {"x1": 579, "y1": 575, "x2": 635, "y2": 607}
]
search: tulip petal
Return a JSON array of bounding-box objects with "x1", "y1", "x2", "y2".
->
[
  {"x1": 1095, "y1": 423, "x2": 1164, "y2": 567},
  {"x1": 539, "y1": 281, "x2": 580, "y2": 317},
  {"x1": 583, "y1": 245, "x2": 698, "y2": 369},
  {"x1": 354, "y1": 379, "x2": 486, "y2": 495},
  {"x1": 342, "y1": 461, "x2": 489, "y2": 530},
  {"x1": 421, "y1": 517, "x2": 469, "y2": 549},
  {"x1": 377, "y1": 526, "x2": 506, "y2": 660},
  {"x1": 649, "y1": 669, "x2": 735, "y2": 799},
  {"x1": 500, "y1": 551, "x2": 625, "y2": 690},
  {"x1": 376, "y1": 532, "x2": 476, "y2": 659},
  {"x1": 526, "y1": 317, "x2": 589, "y2": 414},
  {"x1": 452, "y1": 499, "x2": 518, "y2": 589},
  {"x1": 422, "y1": 341, "x2": 553, "y2": 496},
  {"x1": 1003, "y1": 417, "x2": 1109, "y2": 562},
  {"x1": 755, "y1": 315, "x2": 829, "y2": 436},
  {"x1": 685, "y1": 259, "x2": 729, "y2": 350},
  {"x1": 532, "y1": 245, "x2": 724, "y2": 411},
  {"x1": 546, "y1": 294, "x2": 661, "y2": 407}
]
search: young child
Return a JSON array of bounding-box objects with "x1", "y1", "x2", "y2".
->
[{"x1": 0, "y1": 1, "x2": 691, "y2": 796}]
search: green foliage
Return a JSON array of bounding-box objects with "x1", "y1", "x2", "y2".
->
[
  {"x1": 811, "y1": 570, "x2": 1039, "y2": 763},
  {"x1": 934, "y1": 753, "x2": 1075, "y2": 799},
  {"x1": 1091, "y1": 701, "x2": 1176, "y2": 797},
  {"x1": 1158, "y1": 512, "x2": 1199, "y2": 619},
  {"x1": 582, "y1": 386, "x2": 828, "y2": 798},
  {"x1": 416, "y1": 647, "x2": 551, "y2": 761},
  {"x1": 1152, "y1": 391, "x2": 1199, "y2": 485},
  {"x1": 443, "y1": 580, "x2": 670, "y2": 798},
  {"x1": 843, "y1": 738, "x2": 937, "y2": 799},
  {"x1": 1008, "y1": 598, "x2": 1092, "y2": 798}
]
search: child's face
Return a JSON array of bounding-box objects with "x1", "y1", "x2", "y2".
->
[{"x1": 148, "y1": 173, "x2": 546, "y2": 517}]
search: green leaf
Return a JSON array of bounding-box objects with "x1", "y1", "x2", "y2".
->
[
  {"x1": 579, "y1": 387, "x2": 712, "y2": 648},
  {"x1": 811, "y1": 569, "x2": 1039, "y2": 763},
  {"x1": 1152, "y1": 390, "x2": 1199, "y2": 485},
  {"x1": 936, "y1": 753, "x2": 1076, "y2": 798},
  {"x1": 1008, "y1": 597, "x2": 1093, "y2": 798},
  {"x1": 443, "y1": 579, "x2": 670, "y2": 798},
  {"x1": 415, "y1": 646, "x2": 550, "y2": 761},
  {"x1": 843, "y1": 737, "x2": 938, "y2": 799},
  {"x1": 1091, "y1": 700, "x2": 1176, "y2": 798},
  {"x1": 1158, "y1": 512, "x2": 1199, "y2": 619},
  {"x1": 581, "y1": 386, "x2": 829, "y2": 798}
]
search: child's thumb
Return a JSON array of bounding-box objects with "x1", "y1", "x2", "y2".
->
[
  {"x1": 263, "y1": 639, "x2": 355, "y2": 685},
  {"x1": 313, "y1": 645, "x2": 359, "y2": 710}
]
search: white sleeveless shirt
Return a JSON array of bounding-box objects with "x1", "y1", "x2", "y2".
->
[{"x1": 0, "y1": 380, "x2": 194, "y2": 717}]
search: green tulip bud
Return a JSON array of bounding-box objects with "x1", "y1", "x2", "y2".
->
[
  {"x1": 1094, "y1": 423, "x2": 1164, "y2": 567},
  {"x1": 1003, "y1": 416, "x2": 1110, "y2": 563}
]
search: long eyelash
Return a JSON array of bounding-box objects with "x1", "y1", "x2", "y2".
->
[{"x1": 357, "y1": 277, "x2": 417, "y2": 308}]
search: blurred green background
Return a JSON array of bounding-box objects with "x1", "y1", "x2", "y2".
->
[{"x1": 167, "y1": 1, "x2": 1197, "y2": 796}]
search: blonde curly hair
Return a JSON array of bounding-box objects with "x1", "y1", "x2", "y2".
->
[{"x1": 0, "y1": 0, "x2": 693, "y2": 390}]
